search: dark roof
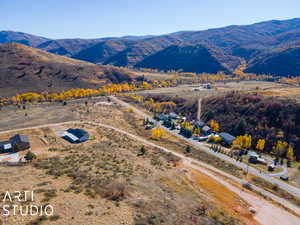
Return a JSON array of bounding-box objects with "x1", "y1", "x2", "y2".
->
[
  {"x1": 63, "y1": 128, "x2": 89, "y2": 144},
  {"x1": 219, "y1": 132, "x2": 236, "y2": 143},
  {"x1": 10, "y1": 134, "x2": 29, "y2": 143},
  {"x1": 0, "y1": 141, "x2": 11, "y2": 146}
]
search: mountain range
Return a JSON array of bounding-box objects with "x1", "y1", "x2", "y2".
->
[{"x1": 1, "y1": 18, "x2": 300, "y2": 76}]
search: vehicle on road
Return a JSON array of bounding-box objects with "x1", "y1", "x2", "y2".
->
[{"x1": 280, "y1": 176, "x2": 289, "y2": 181}]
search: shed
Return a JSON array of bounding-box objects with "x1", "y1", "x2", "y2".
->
[
  {"x1": 63, "y1": 129, "x2": 89, "y2": 144},
  {"x1": 219, "y1": 132, "x2": 236, "y2": 145}
]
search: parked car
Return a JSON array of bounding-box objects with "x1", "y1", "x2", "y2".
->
[{"x1": 280, "y1": 176, "x2": 289, "y2": 181}]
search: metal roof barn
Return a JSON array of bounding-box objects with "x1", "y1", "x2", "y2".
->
[{"x1": 62, "y1": 129, "x2": 89, "y2": 144}]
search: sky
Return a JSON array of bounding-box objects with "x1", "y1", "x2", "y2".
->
[{"x1": 1, "y1": 0, "x2": 300, "y2": 39}]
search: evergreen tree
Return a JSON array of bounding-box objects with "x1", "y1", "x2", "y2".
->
[
  {"x1": 185, "y1": 146, "x2": 192, "y2": 154},
  {"x1": 234, "y1": 119, "x2": 246, "y2": 136}
]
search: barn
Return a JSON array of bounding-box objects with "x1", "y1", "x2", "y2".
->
[{"x1": 62, "y1": 128, "x2": 89, "y2": 144}]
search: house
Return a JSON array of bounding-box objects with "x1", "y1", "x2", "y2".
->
[
  {"x1": 169, "y1": 112, "x2": 179, "y2": 120},
  {"x1": 0, "y1": 134, "x2": 30, "y2": 153},
  {"x1": 62, "y1": 129, "x2": 89, "y2": 144},
  {"x1": 219, "y1": 132, "x2": 236, "y2": 146},
  {"x1": 201, "y1": 125, "x2": 211, "y2": 135},
  {"x1": 156, "y1": 114, "x2": 169, "y2": 121},
  {"x1": 193, "y1": 120, "x2": 205, "y2": 128},
  {"x1": 248, "y1": 151, "x2": 266, "y2": 165}
]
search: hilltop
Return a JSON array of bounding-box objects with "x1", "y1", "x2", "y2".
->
[
  {"x1": 2, "y1": 18, "x2": 300, "y2": 75},
  {"x1": 0, "y1": 43, "x2": 133, "y2": 96}
]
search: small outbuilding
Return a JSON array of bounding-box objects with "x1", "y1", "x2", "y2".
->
[
  {"x1": 219, "y1": 132, "x2": 236, "y2": 146},
  {"x1": 62, "y1": 128, "x2": 89, "y2": 144}
]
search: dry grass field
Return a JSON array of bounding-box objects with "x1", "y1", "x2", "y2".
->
[
  {"x1": 0, "y1": 121, "x2": 253, "y2": 225},
  {"x1": 134, "y1": 81, "x2": 293, "y2": 101},
  {"x1": 0, "y1": 82, "x2": 299, "y2": 224}
]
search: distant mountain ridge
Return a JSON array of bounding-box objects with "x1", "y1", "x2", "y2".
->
[{"x1": 1, "y1": 18, "x2": 300, "y2": 76}]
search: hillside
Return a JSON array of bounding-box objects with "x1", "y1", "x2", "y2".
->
[
  {"x1": 245, "y1": 46, "x2": 300, "y2": 76},
  {"x1": 0, "y1": 43, "x2": 133, "y2": 96},
  {"x1": 1, "y1": 18, "x2": 300, "y2": 75},
  {"x1": 136, "y1": 45, "x2": 229, "y2": 73},
  {"x1": 146, "y1": 93, "x2": 300, "y2": 158}
]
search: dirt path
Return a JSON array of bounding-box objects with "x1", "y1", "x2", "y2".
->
[{"x1": 186, "y1": 160, "x2": 300, "y2": 225}]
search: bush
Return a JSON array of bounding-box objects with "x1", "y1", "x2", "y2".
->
[
  {"x1": 102, "y1": 181, "x2": 128, "y2": 201},
  {"x1": 25, "y1": 151, "x2": 37, "y2": 161}
]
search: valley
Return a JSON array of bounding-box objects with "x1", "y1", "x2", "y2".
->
[
  {"x1": 1, "y1": 15, "x2": 300, "y2": 225},
  {"x1": 0, "y1": 94, "x2": 299, "y2": 225}
]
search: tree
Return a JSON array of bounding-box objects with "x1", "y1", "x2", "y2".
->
[
  {"x1": 234, "y1": 119, "x2": 246, "y2": 136},
  {"x1": 274, "y1": 140, "x2": 288, "y2": 157},
  {"x1": 151, "y1": 128, "x2": 164, "y2": 139},
  {"x1": 170, "y1": 122, "x2": 176, "y2": 130},
  {"x1": 286, "y1": 146, "x2": 294, "y2": 161},
  {"x1": 209, "y1": 120, "x2": 220, "y2": 132},
  {"x1": 208, "y1": 135, "x2": 221, "y2": 143},
  {"x1": 179, "y1": 127, "x2": 192, "y2": 138},
  {"x1": 232, "y1": 135, "x2": 251, "y2": 149},
  {"x1": 256, "y1": 139, "x2": 265, "y2": 152},
  {"x1": 138, "y1": 146, "x2": 147, "y2": 156},
  {"x1": 193, "y1": 127, "x2": 201, "y2": 135},
  {"x1": 185, "y1": 145, "x2": 192, "y2": 154},
  {"x1": 24, "y1": 151, "x2": 37, "y2": 161}
]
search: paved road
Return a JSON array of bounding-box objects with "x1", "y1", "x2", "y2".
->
[
  {"x1": 109, "y1": 96, "x2": 300, "y2": 199},
  {"x1": 269, "y1": 166, "x2": 289, "y2": 177}
]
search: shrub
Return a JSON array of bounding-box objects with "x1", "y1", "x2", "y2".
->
[{"x1": 102, "y1": 181, "x2": 128, "y2": 201}]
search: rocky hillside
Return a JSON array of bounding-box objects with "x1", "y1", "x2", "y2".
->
[
  {"x1": 0, "y1": 43, "x2": 133, "y2": 96},
  {"x1": 2, "y1": 18, "x2": 300, "y2": 75}
]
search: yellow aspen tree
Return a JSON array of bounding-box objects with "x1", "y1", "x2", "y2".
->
[{"x1": 287, "y1": 146, "x2": 294, "y2": 160}]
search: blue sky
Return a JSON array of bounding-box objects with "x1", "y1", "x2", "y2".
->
[{"x1": 1, "y1": 0, "x2": 299, "y2": 39}]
